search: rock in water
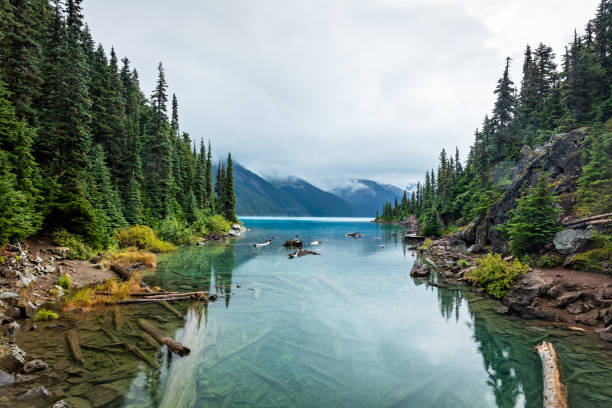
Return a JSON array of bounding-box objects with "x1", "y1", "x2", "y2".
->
[
  {"x1": 17, "y1": 385, "x2": 52, "y2": 400},
  {"x1": 0, "y1": 369, "x2": 14, "y2": 387},
  {"x1": 23, "y1": 359, "x2": 48, "y2": 374},
  {"x1": 553, "y1": 229, "x2": 593, "y2": 255}
]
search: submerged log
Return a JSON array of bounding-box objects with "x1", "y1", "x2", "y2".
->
[
  {"x1": 138, "y1": 319, "x2": 190, "y2": 357},
  {"x1": 535, "y1": 341, "x2": 568, "y2": 408},
  {"x1": 113, "y1": 307, "x2": 122, "y2": 330},
  {"x1": 110, "y1": 263, "x2": 132, "y2": 281},
  {"x1": 160, "y1": 300, "x2": 183, "y2": 319},
  {"x1": 66, "y1": 329, "x2": 85, "y2": 365},
  {"x1": 123, "y1": 342, "x2": 156, "y2": 367},
  {"x1": 140, "y1": 331, "x2": 161, "y2": 349},
  {"x1": 118, "y1": 291, "x2": 209, "y2": 304},
  {"x1": 289, "y1": 249, "x2": 321, "y2": 259}
]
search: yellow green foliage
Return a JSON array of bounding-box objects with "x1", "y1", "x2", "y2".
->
[
  {"x1": 114, "y1": 225, "x2": 176, "y2": 253},
  {"x1": 34, "y1": 308, "x2": 59, "y2": 321},
  {"x1": 52, "y1": 229, "x2": 94, "y2": 260},
  {"x1": 58, "y1": 274, "x2": 72, "y2": 289},
  {"x1": 458, "y1": 259, "x2": 470, "y2": 268},
  {"x1": 203, "y1": 214, "x2": 231, "y2": 234},
  {"x1": 419, "y1": 238, "x2": 433, "y2": 251},
  {"x1": 109, "y1": 249, "x2": 156, "y2": 268},
  {"x1": 571, "y1": 248, "x2": 612, "y2": 274},
  {"x1": 68, "y1": 288, "x2": 94, "y2": 308},
  {"x1": 467, "y1": 253, "x2": 528, "y2": 299}
]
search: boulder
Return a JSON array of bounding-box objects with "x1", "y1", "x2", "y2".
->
[
  {"x1": 554, "y1": 291, "x2": 583, "y2": 308},
  {"x1": 23, "y1": 359, "x2": 48, "y2": 374},
  {"x1": 599, "y1": 331, "x2": 612, "y2": 343},
  {"x1": 553, "y1": 229, "x2": 594, "y2": 255},
  {"x1": 17, "y1": 385, "x2": 52, "y2": 400},
  {"x1": 575, "y1": 309, "x2": 600, "y2": 326},
  {"x1": 566, "y1": 302, "x2": 586, "y2": 314},
  {"x1": 503, "y1": 273, "x2": 549, "y2": 308},
  {"x1": 410, "y1": 258, "x2": 432, "y2": 277},
  {"x1": 0, "y1": 369, "x2": 14, "y2": 387},
  {"x1": 49, "y1": 247, "x2": 71, "y2": 258},
  {"x1": 53, "y1": 401, "x2": 74, "y2": 408},
  {"x1": 0, "y1": 343, "x2": 26, "y2": 372},
  {"x1": 466, "y1": 244, "x2": 483, "y2": 254}
]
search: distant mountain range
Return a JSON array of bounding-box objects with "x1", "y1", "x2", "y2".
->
[{"x1": 231, "y1": 163, "x2": 407, "y2": 217}]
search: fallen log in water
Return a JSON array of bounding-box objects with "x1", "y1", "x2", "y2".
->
[
  {"x1": 160, "y1": 300, "x2": 183, "y2": 319},
  {"x1": 123, "y1": 342, "x2": 156, "y2": 367},
  {"x1": 118, "y1": 291, "x2": 210, "y2": 304},
  {"x1": 535, "y1": 341, "x2": 568, "y2": 408},
  {"x1": 110, "y1": 263, "x2": 132, "y2": 281},
  {"x1": 138, "y1": 319, "x2": 190, "y2": 356},
  {"x1": 289, "y1": 249, "x2": 321, "y2": 259},
  {"x1": 283, "y1": 239, "x2": 303, "y2": 248},
  {"x1": 66, "y1": 329, "x2": 85, "y2": 365}
]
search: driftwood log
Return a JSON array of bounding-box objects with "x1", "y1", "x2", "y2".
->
[
  {"x1": 160, "y1": 300, "x2": 183, "y2": 319},
  {"x1": 535, "y1": 341, "x2": 568, "y2": 408},
  {"x1": 138, "y1": 319, "x2": 190, "y2": 356},
  {"x1": 345, "y1": 232, "x2": 362, "y2": 238},
  {"x1": 117, "y1": 291, "x2": 210, "y2": 304},
  {"x1": 66, "y1": 329, "x2": 85, "y2": 365},
  {"x1": 111, "y1": 263, "x2": 132, "y2": 281},
  {"x1": 562, "y1": 212, "x2": 612, "y2": 227},
  {"x1": 289, "y1": 249, "x2": 321, "y2": 259}
]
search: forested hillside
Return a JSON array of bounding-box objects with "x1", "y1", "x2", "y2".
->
[
  {"x1": 0, "y1": 0, "x2": 238, "y2": 250},
  {"x1": 378, "y1": 0, "x2": 612, "y2": 259}
]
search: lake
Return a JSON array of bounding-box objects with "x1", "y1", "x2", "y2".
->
[{"x1": 10, "y1": 217, "x2": 612, "y2": 407}]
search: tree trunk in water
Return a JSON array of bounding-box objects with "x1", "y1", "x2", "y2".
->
[
  {"x1": 138, "y1": 319, "x2": 190, "y2": 357},
  {"x1": 66, "y1": 329, "x2": 84, "y2": 365},
  {"x1": 535, "y1": 341, "x2": 568, "y2": 408}
]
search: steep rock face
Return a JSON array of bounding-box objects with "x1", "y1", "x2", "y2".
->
[{"x1": 453, "y1": 129, "x2": 587, "y2": 253}]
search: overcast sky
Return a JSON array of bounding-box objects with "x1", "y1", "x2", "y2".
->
[{"x1": 83, "y1": 0, "x2": 599, "y2": 190}]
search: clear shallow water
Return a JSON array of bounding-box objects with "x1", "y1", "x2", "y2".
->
[{"x1": 10, "y1": 218, "x2": 612, "y2": 408}]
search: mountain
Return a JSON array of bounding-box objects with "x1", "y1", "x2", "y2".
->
[
  {"x1": 269, "y1": 176, "x2": 360, "y2": 217},
  {"x1": 232, "y1": 164, "x2": 308, "y2": 216},
  {"x1": 331, "y1": 179, "x2": 407, "y2": 216}
]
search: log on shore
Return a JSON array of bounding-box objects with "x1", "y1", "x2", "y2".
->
[
  {"x1": 66, "y1": 329, "x2": 85, "y2": 365},
  {"x1": 535, "y1": 341, "x2": 568, "y2": 408},
  {"x1": 111, "y1": 263, "x2": 132, "y2": 281},
  {"x1": 138, "y1": 319, "x2": 190, "y2": 357},
  {"x1": 562, "y1": 212, "x2": 612, "y2": 227}
]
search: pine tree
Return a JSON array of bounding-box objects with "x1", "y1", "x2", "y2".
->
[
  {"x1": 575, "y1": 130, "x2": 612, "y2": 215},
  {"x1": 498, "y1": 178, "x2": 560, "y2": 255},
  {"x1": 223, "y1": 154, "x2": 237, "y2": 222}
]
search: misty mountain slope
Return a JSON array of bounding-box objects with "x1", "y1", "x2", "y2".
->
[
  {"x1": 269, "y1": 176, "x2": 361, "y2": 217},
  {"x1": 232, "y1": 164, "x2": 309, "y2": 216},
  {"x1": 331, "y1": 179, "x2": 407, "y2": 216}
]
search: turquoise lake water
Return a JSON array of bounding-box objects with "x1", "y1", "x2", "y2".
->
[{"x1": 120, "y1": 217, "x2": 612, "y2": 408}]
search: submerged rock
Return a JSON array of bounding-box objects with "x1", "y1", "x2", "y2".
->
[
  {"x1": 23, "y1": 359, "x2": 48, "y2": 374},
  {"x1": 17, "y1": 385, "x2": 52, "y2": 400},
  {"x1": 0, "y1": 369, "x2": 14, "y2": 387}
]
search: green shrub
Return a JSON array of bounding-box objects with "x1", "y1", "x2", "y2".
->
[
  {"x1": 467, "y1": 253, "x2": 528, "y2": 299},
  {"x1": 52, "y1": 229, "x2": 94, "y2": 260},
  {"x1": 419, "y1": 238, "x2": 433, "y2": 251},
  {"x1": 528, "y1": 254, "x2": 563, "y2": 268},
  {"x1": 203, "y1": 214, "x2": 231, "y2": 234},
  {"x1": 441, "y1": 223, "x2": 459, "y2": 236},
  {"x1": 156, "y1": 216, "x2": 198, "y2": 246},
  {"x1": 58, "y1": 274, "x2": 72, "y2": 290},
  {"x1": 114, "y1": 225, "x2": 176, "y2": 253},
  {"x1": 34, "y1": 308, "x2": 59, "y2": 321},
  {"x1": 458, "y1": 259, "x2": 470, "y2": 268},
  {"x1": 421, "y1": 211, "x2": 441, "y2": 237},
  {"x1": 571, "y1": 247, "x2": 612, "y2": 274}
]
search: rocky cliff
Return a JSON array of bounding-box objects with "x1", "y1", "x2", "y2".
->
[{"x1": 453, "y1": 129, "x2": 588, "y2": 254}]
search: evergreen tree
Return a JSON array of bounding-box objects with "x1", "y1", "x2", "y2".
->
[{"x1": 498, "y1": 178, "x2": 560, "y2": 255}]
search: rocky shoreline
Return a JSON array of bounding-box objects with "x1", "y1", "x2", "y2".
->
[
  {"x1": 409, "y1": 236, "x2": 612, "y2": 343},
  {"x1": 0, "y1": 224, "x2": 246, "y2": 404}
]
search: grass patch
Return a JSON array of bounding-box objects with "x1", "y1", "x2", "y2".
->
[
  {"x1": 467, "y1": 253, "x2": 529, "y2": 299},
  {"x1": 58, "y1": 274, "x2": 72, "y2": 290},
  {"x1": 107, "y1": 248, "x2": 156, "y2": 268},
  {"x1": 458, "y1": 259, "x2": 470, "y2": 268},
  {"x1": 441, "y1": 223, "x2": 459, "y2": 236},
  {"x1": 34, "y1": 308, "x2": 59, "y2": 322},
  {"x1": 524, "y1": 253, "x2": 563, "y2": 268},
  {"x1": 64, "y1": 274, "x2": 143, "y2": 311},
  {"x1": 571, "y1": 247, "x2": 612, "y2": 274}
]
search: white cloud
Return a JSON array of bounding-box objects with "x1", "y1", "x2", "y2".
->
[{"x1": 83, "y1": 0, "x2": 599, "y2": 188}]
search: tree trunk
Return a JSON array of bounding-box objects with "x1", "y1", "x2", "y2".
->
[
  {"x1": 66, "y1": 329, "x2": 84, "y2": 365},
  {"x1": 110, "y1": 263, "x2": 132, "y2": 281},
  {"x1": 535, "y1": 341, "x2": 568, "y2": 408},
  {"x1": 138, "y1": 319, "x2": 190, "y2": 357}
]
